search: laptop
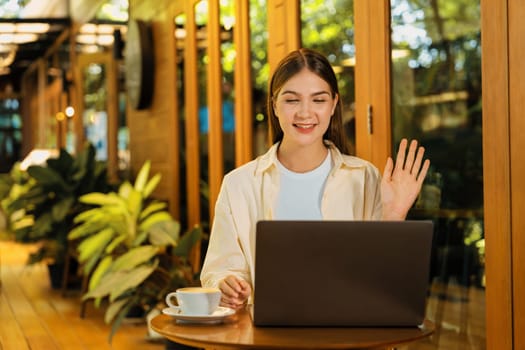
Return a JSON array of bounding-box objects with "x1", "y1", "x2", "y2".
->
[{"x1": 252, "y1": 220, "x2": 433, "y2": 327}]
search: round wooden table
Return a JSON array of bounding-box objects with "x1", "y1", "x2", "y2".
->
[{"x1": 150, "y1": 307, "x2": 435, "y2": 349}]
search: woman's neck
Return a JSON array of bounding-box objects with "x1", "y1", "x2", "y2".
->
[{"x1": 277, "y1": 141, "x2": 329, "y2": 173}]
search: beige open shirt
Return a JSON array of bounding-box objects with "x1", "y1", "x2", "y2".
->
[{"x1": 200, "y1": 141, "x2": 383, "y2": 301}]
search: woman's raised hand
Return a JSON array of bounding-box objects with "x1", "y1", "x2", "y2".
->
[{"x1": 380, "y1": 138, "x2": 430, "y2": 220}]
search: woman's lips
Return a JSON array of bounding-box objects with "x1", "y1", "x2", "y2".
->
[{"x1": 293, "y1": 123, "x2": 316, "y2": 129}]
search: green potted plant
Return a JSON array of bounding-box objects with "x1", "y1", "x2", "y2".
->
[
  {"x1": 0, "y1": 162, "x2": 33, "y2": 234},
  {"x1": 6, "y1": 143, "x2": 112, "y2": 287},
  {"x1": 68, "y1": 160, "x2": 202, "y2": 341}
]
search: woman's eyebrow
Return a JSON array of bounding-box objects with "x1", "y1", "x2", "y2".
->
[{"x1": 280, "y1": 90, "x2": 331, "y2": 96}]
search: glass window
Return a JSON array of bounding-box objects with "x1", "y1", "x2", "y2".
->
[
  {"x1": 250, "y1": 0, "x2": 269, "y2": 156},
  {"x1": 82, "y1": 63, "x2": 108, "y2": 161},
  {"x1": 0, "y1": 98, "x2": 22, "y2": 173},
  {"x1": 196, "y1": 0, "x2": 210, "y2": 231},
  {"x1": 390, "y1": 0, "x2": 484, "y2": 347}
]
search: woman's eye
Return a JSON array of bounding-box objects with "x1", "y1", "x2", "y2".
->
[
  {"x1": 313, "y1": 99, "x2": 327, "y2": 103},
  {"x1": 285, "y1": 99, "x2": 299, "y2": 103}
]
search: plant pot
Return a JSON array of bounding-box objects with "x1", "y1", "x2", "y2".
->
[
  {"x1": 126, "y1": 304, "x2": 146, "y2": 318},
  {"x1": 47, "y1": 263, "x2": 65, "y2": 289},
  {"x1": 46, "y1": 257, "x2": 81, "y2": 290}
]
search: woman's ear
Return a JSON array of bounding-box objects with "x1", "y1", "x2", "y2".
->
[{"x1": 332, "y1": 93, "x2": 339, "y2": 115}]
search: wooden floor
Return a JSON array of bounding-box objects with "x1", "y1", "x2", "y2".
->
[
  {"x1": 0, "y1": 239, "x2": 166, "y2": 350},
  {"x1": 0, "y1": 238, "x2": 486, "y2": 350}
]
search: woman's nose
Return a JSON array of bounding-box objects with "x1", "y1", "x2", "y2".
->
[{"x1": 297, "y1": 101, "x2": 312, "y2": 118}]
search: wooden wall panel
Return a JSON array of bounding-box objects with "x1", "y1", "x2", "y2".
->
[
  {"x1": 481, "y1": 0, "x2": 513, "y2": 348},
  {"x1": 128, "y1": 0, "x2": 180, "y2": 218},
  {"x1": 509, "y1": 0, "x2": 525, "y2": 348}
]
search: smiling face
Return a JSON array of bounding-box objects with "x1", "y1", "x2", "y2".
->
[{"x1": 273, "y1": 68, "x2": 338, "y2": 150}]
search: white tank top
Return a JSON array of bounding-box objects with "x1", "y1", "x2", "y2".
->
[{"x1": 274, "y1": 151, "x2": 332, "y2": 220}]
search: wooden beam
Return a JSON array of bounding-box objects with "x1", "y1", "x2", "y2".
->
[
  {"x1": 481, "y1": 0, "x2": 513, "y2": 347},
  {"x1": 184, "y1": 1, "x2": 201, "y2": 228},
  {"x1": 509, "y1": 0, "x2": 525, "y2": 348},
  {"x1": 207, "y1": 0, "x2": 223, "y2": 225},
  {"x1": 233, "y1": 0, "x2": 253, "y2": 166}
]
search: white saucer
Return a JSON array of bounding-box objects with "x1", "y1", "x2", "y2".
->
[{"x1": 162, "y1": 306, "x2": 235, "y2": 324}]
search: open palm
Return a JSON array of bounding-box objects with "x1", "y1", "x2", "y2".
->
[{"x1": 381, "y1": 139, "x2": 430, "y2": 220}]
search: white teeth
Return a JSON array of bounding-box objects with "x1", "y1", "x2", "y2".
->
[{"x1": 295, "y1": 124, "x2": 314, "y2": 129}]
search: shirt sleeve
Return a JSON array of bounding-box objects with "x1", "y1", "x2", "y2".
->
[
  {"x1": 200, "y1": 177, "x2": 253, "y2": 289},
  {"x1": 365, "y1": 163, "x2": 383, "y2": 220}
]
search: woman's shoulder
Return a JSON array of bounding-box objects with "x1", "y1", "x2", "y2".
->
[
  {"x1": 341, "y1": 154, "x2": 378, "y2": 168},
  {"x1": 223, "y1": 145, "x2": 277, "y2": 184},
  {"x1": 328, "y1": 144, "x2": 380, "y2": 173},
  {"x1": 224, "y1": 158, "x2": 258, "y2": 181}
]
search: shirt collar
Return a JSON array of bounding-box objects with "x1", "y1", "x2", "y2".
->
[{"x1": 254, "y1": 140, "x2": 366, "y2": 175}]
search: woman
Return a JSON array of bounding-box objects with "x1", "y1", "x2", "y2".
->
[{"x1": 200, "y1": 48, "x2": 430, "y2": 310}]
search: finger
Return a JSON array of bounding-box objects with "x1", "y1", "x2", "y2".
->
[
  {"x1": 417, "y1": 159, "x2": 431, "y2": 184},
  {"x1": 221, "y1": 294, "x2": 246, "y2": 309},
  {"x1": 239, "y1": 287, "x2": 252, "y2": 300},
  {"x1": 219, "y1": 279, "x2": 239, "y2": 298},
  {"x1": 239, "y1": 280, "x2": 252, "y2": 297},
  {"x1": 410, "y1": 146, "x2": 425, "y2": 177},
  {"x1": 394, "y1": 138, "x2": 408, "y2": 171},
  {"x1": 404, "y1": 140, "x2": 418, "y2": 173},
  {"x1": 220, "y1": 299, "x2": 238, "y2": 309},
  {"x1": 382, "y1": 157, "x2": 394, "y2": 181},
  {"x1": 224, "y1": 275, "x2": 244, "y2": 292},
  {"x1": 221, "y1": 294, "x2": 240, "y2": 305}
]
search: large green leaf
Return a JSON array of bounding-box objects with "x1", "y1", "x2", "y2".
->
[
  {"x1": 111, "y1": 245, "x2": 159, "y2": 271},
  {"x1": 78, "y1": 227, "x2": 114, "y2": 262},
  {"x1": 105, "y1": 235, "x2": 126, "y2": 253},
  {"x1": 107, "y1": 217, "x2": 129, "y2": 237},
  {"x1": 132, "y1": 231, "x2": 148, "y2": 246},
  {"x1": 107, "y1": 298, "x2": 135, "y2": 343},
  {"x1": 173, "y1": 226, "x2": 202, "y2": 257},
  {"x1": 69, "y1": 218, "x2": 112, "y2": 240},
  {"x1": 84, "y1": 262, "x2": 156, "y2": 300},
  {"x1": 133, "y1": 161, "x2": 150, "y2": 192},
  {"x1": 139, "y1": 201, "x2": 167, "y2": 220},
  {"x1": 51, "y1": 196, "x2": 74, "y2": 222},
  {"x1": 27, "y1": 166, "x2": 69, "y2": 193},
  {"x1": 118, "y1": 181, "x2": 133, "y2": 200},
  {"x1": 89, "y1": 255, "x2": 113, "y2": 291},
  {"x1": 109, "y1": 262, "x2": 157, "y2": 302},
  {"x1": 10, "y1": 215, "x2": 33, "y2": 231},
  {"x1": 126, "y1": 189, "x2": 142, "y2": 218},
  {"x1": 46, "y1": 148, "x2": 74, "y2": 176},
  {"x1": 73, "y1": 207, "x2": 100, "y2": 224},
  {"x1": 79, "y1": 192, "x2": 123, "y2": 206},
  {"x1": 143, "y1": 173, "x2": 161, "y2": 198},
  {"x1": 31, "y1": 212, "x2": 54, "y2": 239},
  {"x1": 148, "y1": 220, "x2": 180, "y2": 246},
  {"x1": 139, "y1": 211, "x2": 172, "y2": 232},
  {"x1": 83, "y1": 252, "x2": 102, "y2": 277},
  {"x1": 104, "y1": 297, "x2": 129, "y2": 325},
  {"x1": 7, "y1": 186, "x2": 45, "y2": 211}
]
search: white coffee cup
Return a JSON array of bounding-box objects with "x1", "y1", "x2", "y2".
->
[{"x1": 165, "y1": 287, "x2": 222, "y2": 316}]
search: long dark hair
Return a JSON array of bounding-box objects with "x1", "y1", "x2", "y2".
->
[{"x1": 267, "y1": 48, "x2": 349, "y2": 154}]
